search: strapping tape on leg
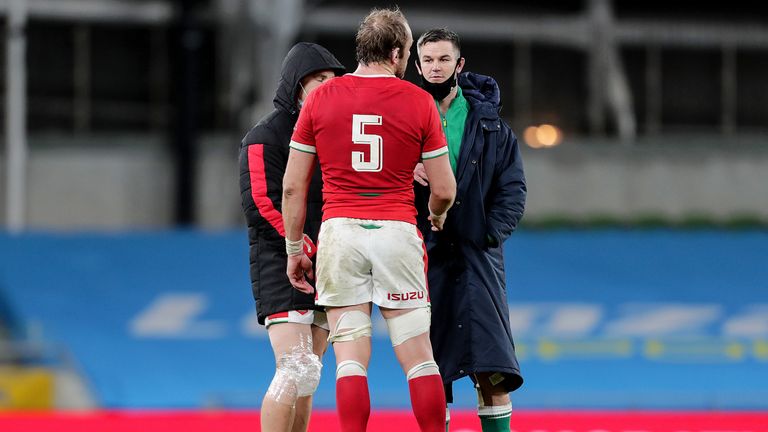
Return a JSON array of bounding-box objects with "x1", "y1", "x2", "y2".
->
[
  {"x1": 406, "y1": 360, "x2": 440, "y2": 380},
  {"x1": 336, "y1": 359, "x2": 367, "y2": 378},
  {"x1": 385, "y1": 307, "x2": 431, "y2": 346},
  {"x1": 328, "y1": 310, "x2": 372, "y2": 343},
  {"x1": 474, "y1": 372, "x2": 508, "y2": 408},
  {"x1": 265, "y1": 342, "x2": 323, "y2": 405},
  {"x1": 474, "y1": 376, "x2": 485, "y2": 408},
  {"x1": 478, "y1": 402, "x2": 513, "y2": 419}
]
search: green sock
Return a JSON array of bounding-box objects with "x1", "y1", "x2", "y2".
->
[{"x1": 478, "y1": 403, "x2": 512, "y2": 432}]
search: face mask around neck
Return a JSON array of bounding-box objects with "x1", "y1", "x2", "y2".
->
[
  {"x1": 419, "y1": 66, "x2": 458, "y2": 102},
  {"x1": 297, "y1": 83, "x2": 309, "y2": 110}
]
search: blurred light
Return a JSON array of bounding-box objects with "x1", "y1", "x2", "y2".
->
[
  {"x1": 523, "y1": 124, "x2": 563, "y2": 149},
  {"x1": 537, "y1": 124, "x2": 562, "y2": 147},
  {"x1": 523, "y1": 126, "x2": 543, "y2": 148}
]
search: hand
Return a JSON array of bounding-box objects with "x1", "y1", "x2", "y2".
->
[
  {"x1": 428, "y1": 211, "x2": 447, "y2": 231},
  {"x1": 413, "y1": 163, "x2": 429, "y2": 186},
  {"x1": 302, "y1": 233, "x2": 316, "y2": 258},
  {"x1": 286, "y1": 254, "x2": 315, "y2": 294}
]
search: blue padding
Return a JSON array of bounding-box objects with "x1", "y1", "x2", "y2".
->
[{"x1": 0, "y1": 229, "x2": 766, "y2": 409}]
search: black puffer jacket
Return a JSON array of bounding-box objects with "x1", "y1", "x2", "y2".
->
[{"x1": 238, "y1": 43, "x2": 344, "y2": 323}]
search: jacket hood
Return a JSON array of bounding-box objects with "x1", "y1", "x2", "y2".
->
[
  {"x1": 273, "y1": 42, "x2": 346, "y2": 115},
  {"x1": 458, "y1": 72, "x2": 501, "y2": 113}
]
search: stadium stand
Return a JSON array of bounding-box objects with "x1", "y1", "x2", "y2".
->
[{"x1": 0, "y1": 229, "x2": 766, "y2": 409}]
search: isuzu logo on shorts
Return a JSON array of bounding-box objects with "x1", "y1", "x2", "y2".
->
[{"x1": 387, "y1": 291, "x2": 424, "y2": 301}]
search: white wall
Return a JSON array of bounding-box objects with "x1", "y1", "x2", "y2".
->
[
  {"x1": 522, "y1": 135, "x2": 768, "y2": 222},
  {"x1": 1, "y1": 133, "x2": 767, "y2": 230}
]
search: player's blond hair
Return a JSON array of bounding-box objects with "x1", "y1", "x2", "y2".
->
[{"x1": 355, "y1": 7, "x2": 410, "y2": 66}]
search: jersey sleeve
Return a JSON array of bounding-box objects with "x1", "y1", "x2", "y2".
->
[
  {"x1": 421, "y1": 95, "x2": 449, "y2": 160},
  {"x1": 289, "y1": 91, "x2": 318, "y2": 154}
]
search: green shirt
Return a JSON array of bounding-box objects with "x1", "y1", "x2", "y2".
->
[{"x1": 436, "y1": 86, "x2": 469, "y2": 173}]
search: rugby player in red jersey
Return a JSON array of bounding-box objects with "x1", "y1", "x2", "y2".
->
[{"x1": 281, "y1": 8, "x2": 456, "y2": 432}]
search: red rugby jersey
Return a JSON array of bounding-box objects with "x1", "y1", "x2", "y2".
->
[{"x1": 290, "y1": 74, "x2": 448, "y2": 223}]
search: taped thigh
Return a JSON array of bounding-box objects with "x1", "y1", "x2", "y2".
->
[
  {"x1": 385, "y1": 307, "x2": 431, "y2": 346},
  {"x1": 328, "y1": 310, "x2": 372, "y2": 343}
]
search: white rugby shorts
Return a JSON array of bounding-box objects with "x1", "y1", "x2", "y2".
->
[
  {"x1": 265, "y1": 310, "x2": 329, "y2": 330},
  {"x1": 315, "y1": 217, "x2": 429, "y2": 309}
]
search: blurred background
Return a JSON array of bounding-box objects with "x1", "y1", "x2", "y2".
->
[{"x1": 0, "y1": 0, "x2": 767, "y2": 428}]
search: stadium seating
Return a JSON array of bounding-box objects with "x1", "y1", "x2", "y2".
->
[{"x1": 0, "y1": 229, "x2": 766, "y2": 409}]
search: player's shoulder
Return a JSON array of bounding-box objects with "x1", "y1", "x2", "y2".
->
[
  {"x1": 306, "y1": 74, "x2": 352, "y2": 101},
  {"x1": 319, "y1": 74, "x2": 354, "y2": 89},
  {"x1": 391, "y1": 80, "x2": 435, "y2": 113},
  {"x1": 396, "y1": 79, "x2": 432, "y2": 98},
  {"x1": 241, "y1": 109, "x2": 287, "y2": 148}
]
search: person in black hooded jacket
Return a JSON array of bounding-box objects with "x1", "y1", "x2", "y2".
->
[{"x1": 238, "y1": 42, "x2": 344, "y2": 432}]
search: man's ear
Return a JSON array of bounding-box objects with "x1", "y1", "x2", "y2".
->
[
  {"x1": 456, "y1": 57, "x2": 466, "y2": 74},
  {"x1": 415, "y1": 60, "x2": 423, "y2": 76},
  {"x1": 390, "y1": 47, "x2": 400, "y2": 64}
]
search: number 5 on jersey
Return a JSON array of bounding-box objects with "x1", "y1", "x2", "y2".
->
[{"x1": 352, "y1": 114, "x2": 383, "y2": 172}]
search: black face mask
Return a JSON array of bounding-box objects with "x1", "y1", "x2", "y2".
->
[{"x1": 419, "y1": 66, "x2": 458, "y2": 102}]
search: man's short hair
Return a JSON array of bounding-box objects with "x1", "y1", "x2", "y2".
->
[
  {"x1": 355, "y1": 7, "x2": 410, "y2": 65},
  {"x1": 417, "y1": 28, "x2": 461, "y2": 57}
]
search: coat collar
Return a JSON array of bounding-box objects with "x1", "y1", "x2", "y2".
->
[{"x1": 459, "y1": 72, "x2": 502, "y2": 121}]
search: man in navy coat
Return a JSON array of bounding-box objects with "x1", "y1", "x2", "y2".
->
[{"x1": 413, "y1": 28, "x2": 526, "y2": 432}]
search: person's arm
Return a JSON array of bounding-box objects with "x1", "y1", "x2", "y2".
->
[
  {"x1": 240, "y1": 138, "x2": 288, "y2": 236},
  {"x1": 486, "y1": 126, "x2": 526, "y2": 246},
  {"x1": 422, "y1": 153, "x2": 455, "y2": 231},
  {"x1": 413, "y1": 162, "x2": 429, "y2": 186},
  {"x1": 420, "y1": 94, "x2": 456, "y2": 231},
  {"x1": 240, "y1": 134, "x2": 318, "y2": 257},
  {"x1": 282, "y1": 148, "x2": 317, "y2": 293}
]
